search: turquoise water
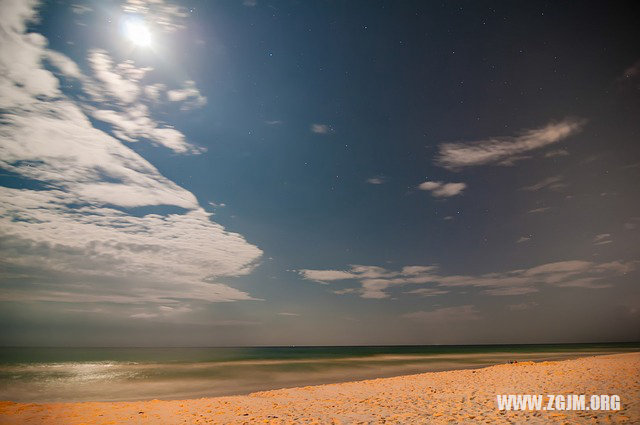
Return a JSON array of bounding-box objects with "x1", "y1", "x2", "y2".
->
[{"x1": 1, "y1": 343, "x2": 638, "y2": 402}]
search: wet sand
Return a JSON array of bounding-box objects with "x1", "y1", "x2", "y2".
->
[{"x1": 1, "y1": 352, "x2": 638, "y2": 424}]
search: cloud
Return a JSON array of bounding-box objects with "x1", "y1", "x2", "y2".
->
[
  {"x1": 417, "y1": 181, "x2": 466, "y2": 197},
  {"x1": 277, "y1": 312, "x2": 299, "y2": 316},
  {"x1": 401, "y1": 266, "x2": 438, "y2": 275},
  {"x1": 144, "y1": 83, "x2": 166, "y2": 101},
  {"x1": 167, "y1": 80, "x2": 207, "y2": 109},
  {"x1": 122, "y1": 0, "x2": 188, "y2": 33},
  {"x1": 298, "y1": 259, "x2": 636, "y2": 299},
  {"x1": 521, "y1": 175, "x2": 568, "y2": 192},
  {"x1": 1, "y1": 105, "x2": 198, "y2": 208},
  {"x1": 359, "y1": 279, "x2": 393, "y2": 299},
  {"x1": 130, "y1": 312, "x2": 158, "y2": 319},
  {"x1": 88, "y1": 49, "x2": 144, "y2": 104},
  {"x1": 81, "y1": 50, "x2": 201, "y2": 154},
  {"x1": 528, "y1": 207, "x2": 551, "y2": 214},
  {"x1": 264, "y1": 120, "x2": 282, "y2": 126},
  {"x1": 366, "y1": 176, "x2": 385, "y2": 185},
  {"x1": 299, "y1": 265, "x2": 438, "y2": 298},
  {"x1": 332, "y1": 288, "x2": 358, "y2": 295},
  {"x1": 243, "y1": 0, "x2": 257, "y2": 6},
  {"x1": 45, "y1": 50, "x2": 83, "y2": 79},
  {"x1": 436, "y1": 119, "x2": 585, "y2": 169},
  {"x1": 71, "y1": 4, "x2": 92, "y2": 14},
  {"x1": 545, "y1": 149, "x2": 569, "y2": 158},
  {"x1": 516, "y1": 236, "x2": 531, "y2": 243},
  {"x1": 0, "y1": 1, "x2": 262, "y2": 306},
  {"x1": 0, "y1": 1, "x2": 60, "y2": 110},
  {"x1": 298, "y1": 269, "x2": 357, "y2": 284},
  {"x1": 1, "y1": 188, "x2": 263, "y2": 304},
  {"x1": 405, "y1": 288, "x2": 449, "y2": 297},
  {"x1": 403, "y1": 305, "x2": 480, "y2": 322},
  {"x1": 593, "y1": 233, "x2": 613, "y2": 246},
  {"x1": 311, "y1": 124, "x2": 332, "y2": 134},
  {"x1": 507, "y1": 301, "x2": 538, "y2": 311},
  {"x1": 92, "y1": 103, "x2": 201, "y2": 154},
  {"x1": 624, "y1": 217, "x2": 640, "y2": 230}
]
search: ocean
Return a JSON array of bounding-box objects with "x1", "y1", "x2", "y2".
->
[{"x1": 1, "y1": 343, "x2": 638, "y2": 402}]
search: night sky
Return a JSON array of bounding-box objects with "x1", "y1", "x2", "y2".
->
[{"x1": 1, "y1": 0, "x2": 639, "y2": 346}]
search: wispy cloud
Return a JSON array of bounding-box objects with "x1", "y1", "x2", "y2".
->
[
  {"x1": 71, "y1": 4, "x2": 92, "y2": 14},
  {"x1": 507, "y1": 301, "x2": 538, "y2": 311},
  {"x1": 143, "y1": 83, "x2": 166, "y2": 101},
  {"x1": 417, "y1": 181, "x2": 466, "y2": 197},
  {"x1": 45, "y1": 50, "x2": 83, "y2": 79},
  {"x1": 521, "y1": 175, "x2": 568, "y2": 192},
  {"x1": 405, "y1": 288, "x2": 449, "y2": 297},
  {"x1": 366, "y1": 176, "x2": 386, "y2": 185},
  {"x1": 593, "y1": 233, "x2": 613, "y2": 246},
  {"x1": 545, "y1": 149, "x2": 569, "y2": 158},
  {"x1": 277, "y1": 312, "x2": 299, "y2": 316},
  {"x1": 528, "y1": 207, "x2": 551, "y2": 214},
  {"x1": 311, "y1": 123, "x2": 332, "y2": 134},
  {"x1": 167, "y1": 80, "x2": 207, "y2": 109},
  {"x1": 624, "y1": 217, "x2": 640, "y2": 230},
  {"x1": 436, "y1": 119, "x2": 585, "y2": 170},
  {"x1": 298, "y1": 259, "x2": 635, "y2": 299},
  {"x1": 92, "y1": 103, "x2": 202, "y2": 153},
  {"x1": 517, "y1": 236, "x2": 532, "y2": 243},
  {"x1": 122, "y1": 0, "x2": 188, "y2": 33}
]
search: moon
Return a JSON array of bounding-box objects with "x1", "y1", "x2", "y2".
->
[{"x1": 124, "y1": 19, "x2": 151, "y2": 47}]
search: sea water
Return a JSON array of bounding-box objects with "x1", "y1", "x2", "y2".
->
[{"x1": 0, "y1": 343, "x2": 637, "y2": 402}]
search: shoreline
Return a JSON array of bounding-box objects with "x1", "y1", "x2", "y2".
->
[
  {"x1": 1, "y1": 348, "x2": 634, "y2": 404},
  {"x1": 1, "y1": 352, "x2": 638, "y2": 424}
]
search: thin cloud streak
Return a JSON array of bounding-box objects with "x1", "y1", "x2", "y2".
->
[
  {"x1": 436, "y1": 119, "x2": 585, "y2": 170},
  {"x1": 528, "y1": 207, "x2": 551, "y2": 214},
  {"x1": 593, "y1": 234, "x2": 613, "y2": 246},
  {"x1": 366, "y1": 176, "x2": 386, "y2": 185},
  {"x1": 521, "y1": 175, "x2": 568, "y2": 192}
]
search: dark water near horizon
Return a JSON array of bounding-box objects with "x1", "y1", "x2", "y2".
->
[{"x1": 1, "y1": 343, "x2": 638, "y2": 402}]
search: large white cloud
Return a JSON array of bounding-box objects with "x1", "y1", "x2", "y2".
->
[{"x1": 0, "y1": 0, "x2": 262, "y2": 305}]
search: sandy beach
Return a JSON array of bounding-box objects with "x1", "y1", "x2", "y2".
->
[{"x1": 1, "y1": 352, "x2": 638, "y2": 424}]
